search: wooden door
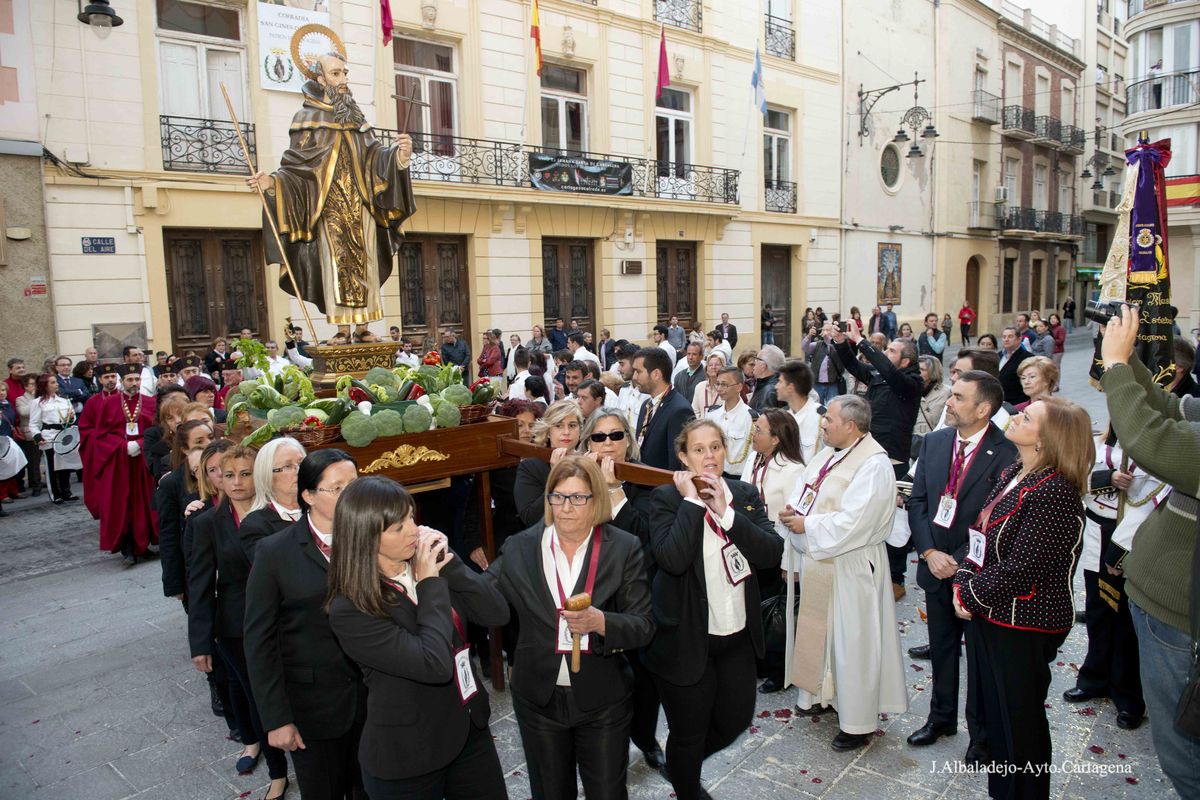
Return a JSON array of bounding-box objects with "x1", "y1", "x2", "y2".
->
[
  {"x1": 397, "y1": 235, "x2": 470, "y2": 354},
  {"x1": 965, "y1": 257, "x2": 980, "y2": 334},
  {"x1": 761, "y1": 245, "x2": 791, "y2": 354},
  {"x1": 656, "y1": 242, "x2": 697, "y2": 330},
  {"x1": 542, "y1": 239, "x2": 596, "y2": 335},
  {"x1": 164, "y1": 229, "x2": 268, "y2": 353}
]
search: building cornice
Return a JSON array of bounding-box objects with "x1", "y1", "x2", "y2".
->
[{"x1": 998, "y1": 18, "x2": 1086, "y2": 73}]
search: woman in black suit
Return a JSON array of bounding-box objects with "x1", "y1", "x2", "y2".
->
[
  {"x1": 514, "y1": 400, "x2": 583, "y2": 527},
  {"x1": 954, "y1": 398, "x2": 1093, "y2": 800},
  {"x1": 187, "y1": 445, "x2": 290, "y2": 799},
  {"x1": 489, "y1": 454, "x2": 654, "y2": 800},
  {"x1": 158, "y1": 418, "x2": 213, "y2": 603},
  {"x1": 244, "y1": 449, "x2": 366, "y2": 800},
  {"x1": 645, "y1": 419, "x2": 783, "y2": 800},
  {"x1": 327, "y1": 477, "x2": 509, "y2": 800},
  {"x1": 239, "y1": 437, "x2": 307, "y2": 542}
]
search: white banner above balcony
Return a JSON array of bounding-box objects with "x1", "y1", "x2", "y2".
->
[{"x1": 257, "y1": 1, "x2": 331, "y2": 94}]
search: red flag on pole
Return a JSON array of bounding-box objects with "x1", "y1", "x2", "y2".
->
[
  {"x1": 380, "y1": 0, "x2": 393, "y2": 45},
  {"x1": 531, "y1": 0, "x2": 543, "y2": 76},
  {"x1": 656, "y1": 26, "x2": 670, "y2": 99}
]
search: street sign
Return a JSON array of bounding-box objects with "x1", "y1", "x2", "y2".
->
[{"x1": 81, "y1": 236, "x2": 116, "y2": 254}]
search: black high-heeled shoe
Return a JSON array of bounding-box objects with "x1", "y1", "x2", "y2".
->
[{"x1": 264, "y1": 776, "x2": 289, "y2": 800}]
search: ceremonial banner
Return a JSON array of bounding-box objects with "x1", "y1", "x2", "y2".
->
[
  {"x1": 529, "y1": 152, "x2": 634, "y2": 196},
  {"x1": 1090, "y1": 137, "x2": 1175, "y2": 385},
  {"x1": 257, "y1": 1, "x2": 331, "y2": 94}
]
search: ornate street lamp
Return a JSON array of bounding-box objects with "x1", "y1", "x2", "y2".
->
[{"x1": 77, "y1": 0, "x2": 123, "y2": 38}]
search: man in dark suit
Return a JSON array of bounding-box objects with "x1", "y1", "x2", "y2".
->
[
  {"x1": 719, "y1": 312, "x2": 738, "y2": 350},
  {"x1": 632, "y1": 347, "x2": 695, "y2": 471},
  {"x1": 997, "y1": 326, "x2": 1033, "y2": 405},
  {"x1": 672, "y1": 341, "x2": 706, "y2": 402},
  {"x1": 906, "y1": 371, "x2": 1017, "y2": 765}
]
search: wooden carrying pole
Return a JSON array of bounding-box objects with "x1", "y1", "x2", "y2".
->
[
  {"x1": 219, "y1": 82, "x2": 316, "y2": 338},
  {"x1": 499, "y1": 437, "x2": 705, "y2": 490}
]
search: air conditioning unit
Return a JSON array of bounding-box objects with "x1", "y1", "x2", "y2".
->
[{"x1": 994, "y1": 186, "x2": 1009, "y2": 203}]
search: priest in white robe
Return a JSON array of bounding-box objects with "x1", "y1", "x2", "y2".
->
[{"x1": 779, "y1": 394, "x2": 908, "y2": 751}]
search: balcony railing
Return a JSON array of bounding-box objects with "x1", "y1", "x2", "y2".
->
[
  {"x1": 655, "y1": 0, "x2": 702, "y2": 33},
  {"x1": 1002, "y1": 105, "x2": 1036, "y2": 136},
  {"x1": 764, "y1": 14, "x2": 795, "y2": 60},
  {"x1": 967, "y1": 201, "x2": 1000, "y2": 229},
  {"x1": 764, "y1": 180, "x2": 796, "y2": 213},
  {"x1": 1000, "y1": 206, "x2": 1083, "y2": 235},
  {"x1": 1002, "y1": 205, "x2": 1039, "y2": 230},
  {"x1": 972, "y1": 90, "x2": 1001, "y2": 124},
  {"x1": 1129, "y1": 0, "x2": 1194, "y2": 18},
  {"x1": 1034, "y1": 115, "x2": 1062, "y2": 143},
  {"x1": 1060, "y1": 124, "x2": 1086, "y2": 152},
  {"x1": 160, "y1": 115, "x2": 254, "y2": 174},
  {"x1": 1126, "y1": 69, "x2": 1200, "y2": 115},
  {"x1": 374, "y1": 130, "x2": 740, "y2": 205}
]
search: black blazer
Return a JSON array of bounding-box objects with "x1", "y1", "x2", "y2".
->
[
  {"x1": 488, "y1": 523, "x2": 655, "y2": 710},
  {"x1": 142, "y1": 426, "x2": 172, "y2": 482},
  {"x1": 635, "y1": 388, "x2": 696, "y2": 471},
  {"x1": 720, "y1": 323, "x2": 738, "y2": 350},
  {"x1": 908, "y1": 425, "x2": 1018, "y2": 593},
  {"x1": 239, "y1": 505, "x2": 295, "y2": 544},
  {"x1": 514, "y1": 458, "x2": 552, "y2": 529},
  {"x1": 328, "y1": 559, "x2": 508, "y2": 781},
  {"x1": 187, "y1": 500, "x2": 275, "y2": 653},
  {"x1": 156, "y1": 465, "x2": 198, "y2": 598},
  {"x1": 643, "y1": 480, "x2": 783, "y2": 685},
  {"x1": 244, "y1": 518, "x2": 364, "y2": 738},
  {"x1": 997, "y1": 347, "x2": 1032, "y2": 405}
]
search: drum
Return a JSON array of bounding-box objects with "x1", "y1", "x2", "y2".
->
[
  {"x1": 52, "y1": 426, "x2": 81, "y2": 456},
  {"x1": 0, "y1": 436, "x2": 27, "y2": 481}
]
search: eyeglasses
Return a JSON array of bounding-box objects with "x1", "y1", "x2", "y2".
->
[
  {"x1": 272, "y1": 463, "x2": 302, "y2": 474},
  {"x1": 714, "y1": 382, "x2": 738, "y2": 389},
  {"x1": 314, "y1": 485, "x2": 347, "y2": 496},
  {"x1": 589, "y1": 431, "x2": 626, "y2": 443},
  {"x1": 546, "y1": 492, "x2": 593, "y2": 506}
]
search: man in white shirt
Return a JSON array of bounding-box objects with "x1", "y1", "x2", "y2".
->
[
  {"x1": 567, "y1": 332, "x2": 600, "y2": 368},
  {"x1": 705, "y1": 367, "x2": 754, "y2": 479},
  {"x1": 264, "y1": 341, "x2": 291, "y2": 376},
  {"x1": 652, "y1": 324, "x2": 677, "y2": 364},
  {"x1": 507, "y1": 347, "x2": 532, "y2": 400},
  {"x1": 776, "y1": 360, "x2": 822, "y2": 464},
  {"x1": 614, "y1": 343, "x2": 650, "y2": 433},
  {"x1": 395, "y1": 339, "x2": 421, "y2": 369}
]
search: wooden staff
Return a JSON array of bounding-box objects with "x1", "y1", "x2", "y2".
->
[
  {"x1": 565, "y1": 592, "x2": 592, "y2": 673},
  {"x1": 219, "y1": 82, "x2": 315, "y2": 338}
]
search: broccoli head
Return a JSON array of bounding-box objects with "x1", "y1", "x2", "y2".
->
[
  {"x1": 373, "y1": 409, "x2": 406, "y2": 437},
  {"x1": 402, "y1": 404, "x2": 434, "y2": 434},
  {"x1": 341, "y1": 410, "x2": 380, "y2": 448}
]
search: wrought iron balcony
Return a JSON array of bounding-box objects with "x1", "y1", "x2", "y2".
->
[
  {"x1": 1037, "y1": 210, "x2": 1084, "y2": 237},
  {"x1": 972, "y1": 90, "x2": 1000, "y2": 124},
  {"x1": 1001, "y1": 205, "x2": 1039, "y2": 230},
  {"x1": 764, "y1": 180, "x2": 797, "y2": 213},
  {"x1": 374, "y1": 129, "x2": 740, "y2": 206},
  {"x1": 160, "y1": 115, "x2": 254, "y2": 174},
  {"x1": 764, "y1": 14, "x2": 795, "y2": 60},
  {"x1": 1001, "y1": 105, "x2": 1036, "y2": 138},
  {"x1": 1126, "y1": 69, "x2": 1200, "y2": 115},
  {"x1": 1060, "y1": 124, "x2": 1086, "y2": 154},
  {"x1": 654, "y1": 0, "x2": 702, "y2": 33},
  {"x1": 967, "y1": 201, "x2": 1000, "y2": 229},
  {"x1": 1033, "y1": 115, "x2": 1062, "y2": 144}
]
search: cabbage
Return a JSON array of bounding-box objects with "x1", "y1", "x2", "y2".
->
[
  {"x1": 267, "y1": 405, "x2": 307, "y2": 430},
  {"x1": 402, "y1": 405, "x2": 433, "y2": 434},
  {"x1": 434, "y1": 403, "x2": 461, "y2": 428},
  {"x1": 440, "y1": 384, "x2": 473, "y2": 408},
  {"x1": 364, "y1": 367, "x2": 399, "y2": 389}
]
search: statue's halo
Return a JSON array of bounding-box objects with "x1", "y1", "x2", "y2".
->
[{"x1": 290, "y1": 23, "x2": 347, "y2": 82}]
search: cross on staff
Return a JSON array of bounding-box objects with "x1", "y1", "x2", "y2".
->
[{"x1": 391, "y1": 86, "x2": 430, "y2": 135}]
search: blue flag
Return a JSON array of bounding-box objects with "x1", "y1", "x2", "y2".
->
[{"x1": 752, "y1": 47, "x2": 767, "y2": 116}]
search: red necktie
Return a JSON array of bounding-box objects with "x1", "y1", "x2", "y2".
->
[{"x1": 311, "y1": 530, "x2": 331, "y2": 559}]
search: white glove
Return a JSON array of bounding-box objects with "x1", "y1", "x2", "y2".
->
[{"x1": 126, "y1": 441, "x2": 141, "y2": 457}]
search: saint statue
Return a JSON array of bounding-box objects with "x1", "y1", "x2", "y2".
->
[{"x1": 249, "y1": 50, "x2": 415, "y2": 335}]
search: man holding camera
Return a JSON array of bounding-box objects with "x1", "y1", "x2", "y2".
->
[{"x1": 1100, "y1": 306, "x2": 1200, "y2": 799}]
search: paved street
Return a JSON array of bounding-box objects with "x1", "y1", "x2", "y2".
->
[{"x1": 0, "y1": 331, "x2": 1174, "y2": 799}]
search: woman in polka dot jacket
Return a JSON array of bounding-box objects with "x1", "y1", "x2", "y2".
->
[{"x1": 952, "y1": 397, "x2": 1093, "y2": 800}]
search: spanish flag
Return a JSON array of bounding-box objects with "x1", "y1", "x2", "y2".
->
[{"x1": 531, "y1": 0, "x2": 543, "y2": 77}]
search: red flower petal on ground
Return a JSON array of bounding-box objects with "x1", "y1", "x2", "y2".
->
[
  {"x1": 880, "y1": 713, "x2": 889, "y2": 721},
  {"x1": 875, "y1": 729, "x2": 885, "y2": 736},
  {"x1": 811, "y1": 717, "x2": 820, "y2": 723},
  {"x1": 1044, "y1": 703, "x2": 1051, "y2": 708},
  {"x1": 758, "y1": 710, "x2": 771, "y2": 718},
  {"x1": 239, "y1": 793, "x2": 251, "y2": 799},
  {"x1": 30, "y1": 720, "x2": 38, "y2": 724},
  {"x1": 1056, "y1": 661, "x2": 1065, "y2": 666},
  {"x1": 812, "y1": 778, "x2": 823, "y2": 784},
  {"x1": 1118, "y1": 753, "x2": 1127, "y2": 759},
  {"x1": 774, "y1": 708, "x2": 792, "y2": 719},
  {"x1": 910, "y1": 664, "x2": 925, "y2": 672},
  {"x1": 749, "y1": 726, "x2": 759, "y2": 734},
  {"x1": 800, "y1": 769, "x2": 808, "y2": 774},
  {"x1": 1126, "y1": 778, "x2": 1138, "y2": 785},
  {"x1": 1077, "y1": 707, "x2": 1097, "y2": 716},
  {"x1": 1089, "y1": 745, "x2": 1105, "y2": 754}
]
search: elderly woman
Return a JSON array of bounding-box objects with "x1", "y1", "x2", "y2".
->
[
  {"x1": 1014, "y1": 356, "x2": 1058, "y2": 412},
  {"x1": 238, "y1": 438, "x2": 307, "y2": 544},
  {"x1": 187, "y1": 445, "x2": 290, "y2": 799},
  {"x1": 244, "y1": 449, "x2": 369, "y2": 800},
  {"x1": 646, "y1": 419, "x2": 783, "y2": 800},
  {"x1": 327, "y1": 477, "x2": 508, "y2": 799},
  {"x1": 514, "y1": 400, "x2": 584, "y2": 528},
  {"x1": 954, "y1": 398, "x2": 1092, "y2": 800},
  {"x1": 487, "y1": 455, "x2": 654, "y2": 799},
  {"x1": 692, "y1": 353, "x2": 725, "y2": 416},
  {"x1": 740, "y1": 409, "x2": 807, "y2": 695},
  {"x1": 185, "y1": 375, "x2": 227, "y2": 424},
  {"x1": 914, "y1": 355, "x2": 951, "y2": 440}
]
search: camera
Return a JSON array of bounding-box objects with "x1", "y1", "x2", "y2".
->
[
  {"x1": 1083, "y1": 300, "x2": 1139, "y2": 326},
  {"x1": 838, "y1": 321, "x2": 850, "y2": 333}
]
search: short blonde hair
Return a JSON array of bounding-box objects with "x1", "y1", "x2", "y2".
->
[
  {"x1": 1018, "y1": 355, "x2": 1059, "y2": 392},
  {"x1": 543, "y1": 454, "x2": 612, "y2": 527},
  {"x1": 531, "y1": 399, "x2": 583, "y2": 446}
]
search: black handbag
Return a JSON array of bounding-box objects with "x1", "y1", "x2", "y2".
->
[
  {"x1": 761, "y1": 591, "x2": 800, "y2": 654},
  {"x1": 1174, "y1": 516, "x2": 1200, "y2": 737}
]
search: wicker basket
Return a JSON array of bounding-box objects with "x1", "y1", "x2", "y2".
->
[
  {"x1": 282, "y1": 424, "x2": 343, "y2": 447},
  {"x1": 457, "y1": 403, "x2": 494, "y2": 425}
]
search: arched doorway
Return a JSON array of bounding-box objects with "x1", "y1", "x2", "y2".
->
[{"x1": 965, "y1": 256, "x2": 981, "y2": 334}]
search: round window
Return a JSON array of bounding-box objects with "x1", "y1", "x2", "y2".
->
[{"x1": 880, "y1": 144, "x2": 901, "y2": 189}]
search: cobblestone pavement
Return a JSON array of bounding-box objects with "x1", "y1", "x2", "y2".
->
[{"x1": 0, "y1": 332, "x2": 1175, "y2": 799}]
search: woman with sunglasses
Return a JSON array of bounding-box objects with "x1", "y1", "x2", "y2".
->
[
  {"x1": 514, "y1": 400, "x2": 583, "y2": 527},
  {"x1": 488, "y1": 455, "x2": 654, "y2": 799}
]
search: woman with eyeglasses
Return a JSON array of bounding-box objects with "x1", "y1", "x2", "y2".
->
[
  {"x1": 245, "y1": 450, "x2": 369, "y2": 800},
  {"x1": 691, "y1": 353, "x2": 726, "y2": 416},
  {"x1": 488, "y1": 455, "x2": 654, "y2": 799},
  {"x1": 646, "y1": 419, "x2": 783, "y2": 800},
  {"x1": 239, "y1": 438, "x2": 308, "y2": 546},
  {"x1": 187, "y1": 445, "x2": 290, "y2": 799},
  {"x1": 514, "y1": 399, "x2": 584, "y2": 528},
  {"x1": 328, "y1": 477, "x2": 509, "y2": 800}
]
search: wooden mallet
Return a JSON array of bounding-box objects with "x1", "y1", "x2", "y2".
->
[{"x1": 564, "y1": 592, "x2": 592, "y2": 673}]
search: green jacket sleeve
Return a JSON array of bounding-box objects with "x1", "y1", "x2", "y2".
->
[{"x1": 1101, "y1": 362, "x2": 1200, "y2": 495}]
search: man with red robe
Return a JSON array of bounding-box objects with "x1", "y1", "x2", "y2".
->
[
  {"x1": 92, "y1": 365, "x2": 158, "y2": 566},
  {"x1": 79, "y1": 363, "x2": 119, "y2": 520}
]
